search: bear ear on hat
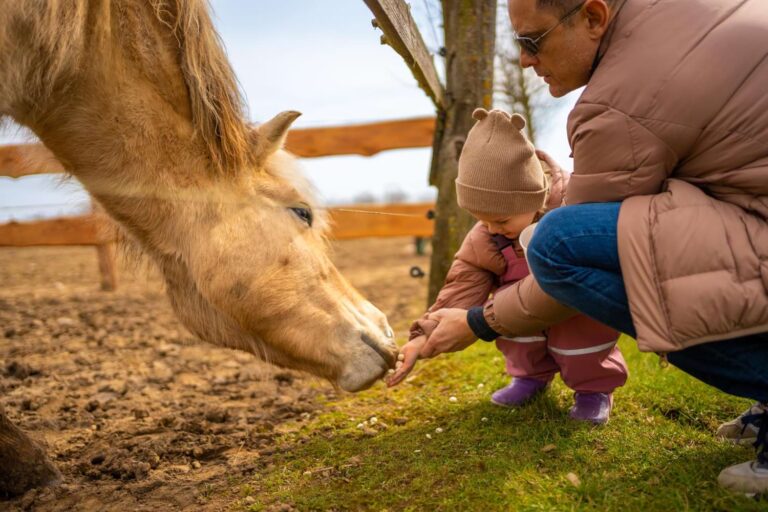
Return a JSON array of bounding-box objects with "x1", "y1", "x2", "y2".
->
[
  {"x1": 472, "y1": 108, "x2": 489, "y2": 121},
  {"x1": 510, "y1": 113, "x2": 527, "y2": 131}
]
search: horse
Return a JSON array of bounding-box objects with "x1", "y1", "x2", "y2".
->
[{"x1": 0, "y1": 0, "x2": 398, "y2": 495}]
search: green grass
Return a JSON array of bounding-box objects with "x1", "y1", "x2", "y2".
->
[{"x1": 236, "y1": 336, "x2": 767, "y2": 511}]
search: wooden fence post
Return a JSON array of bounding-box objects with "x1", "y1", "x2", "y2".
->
[
  {"x1": 95, "y1": 242, "x2": 117, "y2": 291},
  {"x1": 364, "y1": 0, "x2": 497, "y2": 305},
  {"x1": 427, "y1": 1, "x2": 497, "y2": 304},
  {"x1": 91, "y1": 201, "x2": 117, "y2": 291}
]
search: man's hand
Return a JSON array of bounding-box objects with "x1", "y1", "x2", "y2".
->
[{"x1": 420, "y1": 308, "x2": 478, "y2": 358}]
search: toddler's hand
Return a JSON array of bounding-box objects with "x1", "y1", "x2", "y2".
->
[{"x1": 385, "y1": 336, "x2": 426, "y2": 387}]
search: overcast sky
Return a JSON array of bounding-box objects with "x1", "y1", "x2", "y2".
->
[{"x1": 0, "y1": 1, "x2": 579, "y2": 222}]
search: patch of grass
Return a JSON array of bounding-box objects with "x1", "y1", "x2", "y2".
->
[{"x1": 241, "y1": 337, "x2": 766, "y2": 511}]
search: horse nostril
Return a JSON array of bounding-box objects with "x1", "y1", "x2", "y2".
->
[{"x1": 361, "y1": 332, "x2": 396, "y2": 367}]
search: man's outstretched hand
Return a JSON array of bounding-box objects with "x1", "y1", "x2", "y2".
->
[{"x1": 420, "y1": 308, "x2": 478, "y2": 358}]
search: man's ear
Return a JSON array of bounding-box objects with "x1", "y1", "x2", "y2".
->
[{"x1": 582, "y1": 0, "x2": 612, "y2": 39}]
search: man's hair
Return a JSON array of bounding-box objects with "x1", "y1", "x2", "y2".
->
[{"x1": 537, "y1": 0, "x2": 617, "y2": 16}]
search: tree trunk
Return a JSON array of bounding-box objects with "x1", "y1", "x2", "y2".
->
[
  {"x1": 428, "y1": 0, "x2": 497, "y2": 304},
  {"x1": 0, "y1": 406, "x2": 61, "y2": 497}
]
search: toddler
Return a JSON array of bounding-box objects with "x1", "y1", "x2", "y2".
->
[{"x1": 388, "y1": 108, "x2": 628, "y2": 424}]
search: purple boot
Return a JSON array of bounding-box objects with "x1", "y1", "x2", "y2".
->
[
  {"x1": 569, "y1": 392, "x2": 613, "y2": 424},
  {"x1": 490, "y1": 378, "x2": 548, "y2": 408}
]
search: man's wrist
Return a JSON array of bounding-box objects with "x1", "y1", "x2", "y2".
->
[{"x1": 467, "y1": 307, "x2": 500, "y2": 342}]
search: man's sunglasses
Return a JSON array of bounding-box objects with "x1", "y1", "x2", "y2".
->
[{"x1": 513, "y1": 2, "x2": 586, "y2": 56}]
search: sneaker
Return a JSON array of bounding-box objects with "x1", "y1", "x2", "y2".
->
[
  {"x1": 569, "y1": 392, "x2": 613, "y2": 425},
  {"x1": 490, "y1": 378, "x2": 548, "y2": 407},
  {"x1": 717, "y1": 460, "x2": 768, "y2": 494},
  {"x1": 719, "y1": 408, "x2": 768, "y2": 493},
  {"x1": 716, "y1": 402, "x2": 767, "y2": 445}
]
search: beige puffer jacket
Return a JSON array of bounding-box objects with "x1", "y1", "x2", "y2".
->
[{"x1": 486, "y1": 0, "x2": 768, "y2": 353}]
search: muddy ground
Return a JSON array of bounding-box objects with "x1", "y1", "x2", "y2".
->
[{"x1": 0, "y1": 237, "x2": 430, "y2": 511}]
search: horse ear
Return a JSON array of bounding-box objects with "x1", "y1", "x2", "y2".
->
[{"x1": 253, "y1": 110, "x2": 302, "y2": 158}]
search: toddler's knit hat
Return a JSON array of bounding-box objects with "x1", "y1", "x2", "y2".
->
[{"x1": 456, "y1": 108, "x2": 547, "y2": 216}]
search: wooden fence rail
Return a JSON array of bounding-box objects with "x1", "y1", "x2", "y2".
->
[
  {"x1": 0, "y1": 117, "x2": 436, "y2": 178},
  {"x1": 0, "y1": 215, "x2": 109, "y2": 246},
  {"x1": 0, "y1": 203, "x2": 435, "y2": 247}
]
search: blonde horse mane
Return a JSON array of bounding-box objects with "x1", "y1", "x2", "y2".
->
[
  {"x1": 150, "y1": 0, "x2": 254, "y2": 176},
  {"x1": 4, "y1": 0, "x2": 254, "y2": 176}
]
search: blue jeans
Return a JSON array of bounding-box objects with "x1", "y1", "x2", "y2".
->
[{"x1": 527, "y1": 202, "x2": 768, "y2": 404}]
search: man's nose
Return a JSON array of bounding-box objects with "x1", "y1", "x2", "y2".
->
[{"x1": 519, "y1": 51, "x2": 538, "y2": 68}]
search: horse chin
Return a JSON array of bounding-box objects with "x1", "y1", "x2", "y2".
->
[
  {"x1": 336, "y1": 339, "x2": 397, "y2": 392},
  {"x1": 337, "y1": 368, "x2": 385, "y2": 392}
]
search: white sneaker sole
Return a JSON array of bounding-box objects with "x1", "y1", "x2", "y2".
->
[
  {"x1": 718, "y1": 434, "x2": 759, "y2": 446},
  {"x1": 718, "y1": 461, "x2": 768, "y2": 494}
]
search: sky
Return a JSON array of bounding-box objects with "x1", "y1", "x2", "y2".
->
[{"x1": 0, "y1": 1, "x2": 580, "y2": 223}]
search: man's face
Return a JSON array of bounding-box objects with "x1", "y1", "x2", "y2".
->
[{"x1": 508, "y1": 0, "x2": 605, "y2": 97}]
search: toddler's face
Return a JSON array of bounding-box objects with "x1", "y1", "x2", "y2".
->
[{"x1": 475, "y1": 211, "x2": 536, "y2": 238}]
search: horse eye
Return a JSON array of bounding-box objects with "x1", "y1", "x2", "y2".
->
[{"x1": 290, "y1": 207, "x2": 313, "y2": 227}]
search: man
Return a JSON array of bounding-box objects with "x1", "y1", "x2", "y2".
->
[{"x1": 422, "y1": 0, "x2": 768, "y2": 493}]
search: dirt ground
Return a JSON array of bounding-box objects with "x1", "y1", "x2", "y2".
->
[{"x1": 0, "y1": 237, "x2": 430, "y2": 511}]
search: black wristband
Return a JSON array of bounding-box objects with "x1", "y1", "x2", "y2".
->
[{"x1": 467, "y1": 307, "x2": 500, "y2": 342}]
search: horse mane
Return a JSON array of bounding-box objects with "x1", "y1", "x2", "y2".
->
[
  {"x1": 3, "y1": 0, "x2": 254, "y2": 177},
  {"x1": 150, "y1": 0, "x2": 254, "y2": 176}
]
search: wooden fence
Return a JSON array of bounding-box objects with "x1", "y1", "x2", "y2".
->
[{"x1": 0, "y1": 117, "x2": 437, "y2": 289}]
